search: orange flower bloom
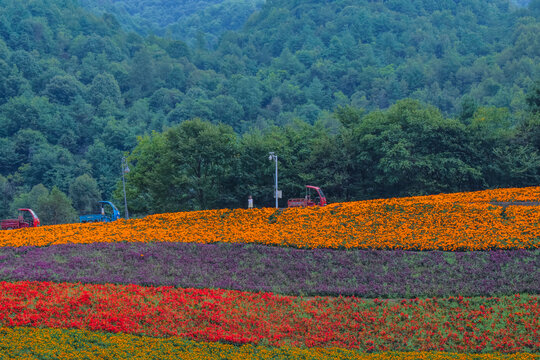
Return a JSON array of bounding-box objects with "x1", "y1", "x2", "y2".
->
[{"x1": 0, "y1": 187, "x2": 538, "y2": 251}]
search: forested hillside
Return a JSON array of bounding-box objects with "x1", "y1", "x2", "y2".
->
[
  {"x1": 205, "y1": 0, "x2": 539, "y2": 115},
  {"x1": 0, "y1": 0, "x2": 202, "y2": 220},
  {"x1": 0, "y1": 0, "x2": 538, "y2": 221},
  {"x1": 79, "y1": 0, "x2": 264, "y2": 46},
  {"x1": 81, "y1": 0, "x2": 540, "y2": 115}
]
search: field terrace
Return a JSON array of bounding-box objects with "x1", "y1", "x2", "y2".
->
[{"x1": 0, "y1": 187, "x2": 538, "y2": 358}]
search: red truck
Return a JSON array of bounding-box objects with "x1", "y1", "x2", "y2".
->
[
  {"x1": 287, "y1": 185, "x2": 327, "y2": 208},
  {"x1": 1, "y1": 209, "x2": 40, "y2": 230}
]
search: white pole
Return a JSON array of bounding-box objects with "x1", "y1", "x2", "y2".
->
[
  {"x1": 269, "y1": 152, "x2": 278, "y2": 209},
  {"x1": 122, "y1": 157, "x2": 129, "y2": 220},
  {"x1": 275, "y1": 155, "x2": 278, "y2": 209}
]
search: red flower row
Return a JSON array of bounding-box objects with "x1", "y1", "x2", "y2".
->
[{"x1": 0, "y1": 281, "x2": 537, "y2": 353}]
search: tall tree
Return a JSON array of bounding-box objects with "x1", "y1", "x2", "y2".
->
[
  {"x1": 10, "y1": 184, "x2": 49, "y2": 214},
  {"x1": 88, "y1": 73, "x2": 122, "y2": 107},
  {"x1": 122, "y1": 119, "x2": 239, "y2": 213},
  {"x1": 44, "y1": 75, "x2": 85, "y2": 105},
  {"x1": 349, "y1": 100, "x2": 482, "y2": 198},
  {"x1": 526, "y1": 79, "x2": 540, "y2": 114},
  {"x1": 69, "y1": 174, "x2": 102, "y2": 215},
  {"x1": 36, "y1": 186, "x2": 78, "y2": 225}
]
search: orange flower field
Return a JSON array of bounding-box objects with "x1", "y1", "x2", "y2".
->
[{"x1": 0, "y1": 187, "x2": 539, "y2": 250}]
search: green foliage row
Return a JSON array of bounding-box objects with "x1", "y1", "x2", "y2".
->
[
  {"x1": 2, "y1": 173, "x2": 104, "y2": 225},
  {"x1": 118, "y1": 99, "x2": 540, "y2": 214},
  {"x1": 4, "y1": 183, "x2": 77, "y2": 225}
]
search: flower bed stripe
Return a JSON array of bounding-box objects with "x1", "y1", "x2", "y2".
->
[
  {"x1": 0, "y1": 281, "x2": 537, "y2": 353},
  {"x1": 0, "y1": 242, "x2": 537, "y2": 298},
  {"x1": 0, "y1": 187, "x2": 539, "y2": 250},
  {"x1": 0, "y1": 326, "x2": 537, "y2": 360}
]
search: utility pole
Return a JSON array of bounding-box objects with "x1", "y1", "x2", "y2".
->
[
  {"x1": 121, "y1": 156, "x2": 130, "y2": 219},
  {"x1": 268, "y1": 152, "x2": 278, "y2": 208}
]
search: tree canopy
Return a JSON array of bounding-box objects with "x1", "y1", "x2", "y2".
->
[
  {"x1": 0, "y1": 0, "x2": 538, "y2": 220},
  {"x1": 119, "y1": 100, "x2": 540, "y2": 213}
]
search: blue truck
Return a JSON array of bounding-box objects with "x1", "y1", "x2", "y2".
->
[{"x1": 79, "y1": 201, "x2": 121, "y2": 223}]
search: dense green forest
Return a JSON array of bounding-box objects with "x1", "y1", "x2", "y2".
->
[
  {"x1": 0, "y1": 0, "x2": 538, "y2": 222},
  {"x1": 79, "y1": 0, "x2": 264, "y2": 47},
  {"x1": 119, "y1": 98, "x2": 540, "y2": 214}
]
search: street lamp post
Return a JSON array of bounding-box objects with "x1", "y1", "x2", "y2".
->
[
  {"x1": 268, "y1": 152, "x2": 278, "y2": 208},
  {"x1": 121, "y1": 156, "x2": 130, "y2": 219}
]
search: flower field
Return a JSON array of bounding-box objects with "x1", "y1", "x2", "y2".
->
[
  {"x1": 0, "y1": 187, "x2": 538, "y2": 358},
  {"x1": 0, "y1": 242, "x2": 537, "y2": 297},
  {"x1": 0, "y1": 186, "x2": 539, "y2": 250},
  {"x1": 0, "y1": 327, "x2": 536, "y2": 360},
  {"x1": 0, "y1": 281, "x2": 537, "y2": 353}
]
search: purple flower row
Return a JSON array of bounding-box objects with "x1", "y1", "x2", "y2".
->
[{"x1": 0, "y1": 242, "x2": 537, "y2": 297}]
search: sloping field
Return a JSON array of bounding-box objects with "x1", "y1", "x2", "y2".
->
[
  {"x1": 0, "y1": 187, "x2": 539, "y2": 250},
  {"x1": 0, "y1": 187, "x2": 538, "y2": 358},
  {"x1": 0, "y1": 281, "x2": 537, "y2": 353},
  {"x1": 1, "y1": 327, "x2": 537, "y2": 360},
  {"x1": 1, "y1": 242, "x2": 537, "y2": 297}
]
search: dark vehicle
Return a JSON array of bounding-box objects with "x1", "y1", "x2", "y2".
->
[{"x1": 1, "y1": 209, "x2": 40, "y2": 230}]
